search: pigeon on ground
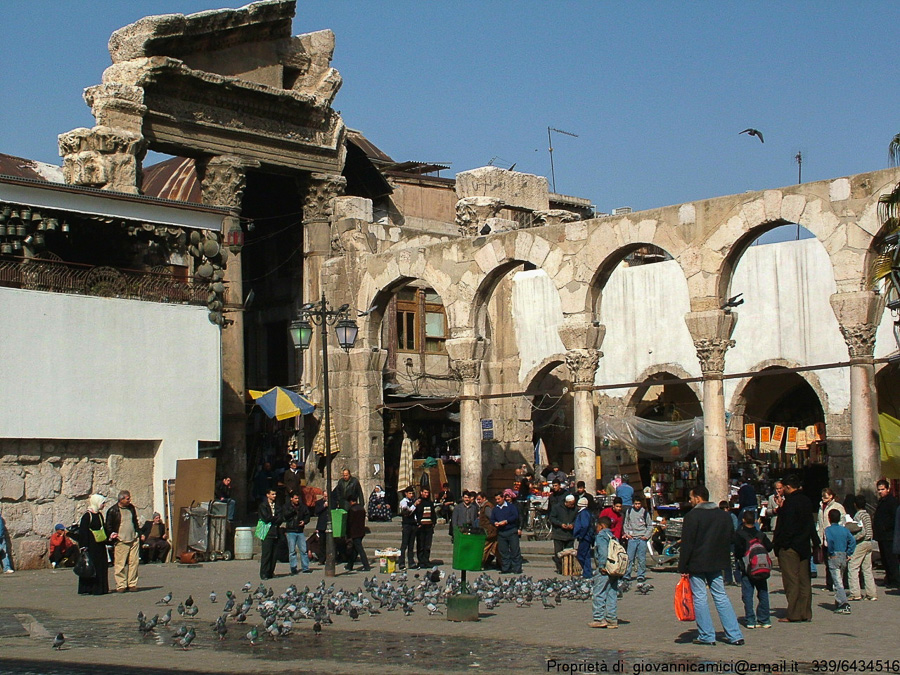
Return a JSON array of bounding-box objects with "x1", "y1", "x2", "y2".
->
[
  {"x1": 216, "y1": 621, "x2": 228, "y2": 641},
  {"x1": 241, "y1": 582, "x2": 252, "y2": 593},
  {"x1": 739, "y1": 128, "x2": 764, "y2": 143},
  {"x1": 541, "y1": 596, "x2": 556, "y2": 609},
  {"x1": 159, "y1": 609, "x2": 172, "y2": 627},
  {"x1": 349, "y1": 606, "x2": 359, "y2": 621},
  {"x1": 426, "y1": 602, "x2": 442, "y2": 616},
  {"x1": 176, "y1": 627, "x2": 196, "y2": 650},
  {"x1": 245, "y1": 626, "x2": 260, "y2": 645},
  {"x1": 209, "y1": 591, "x2": 217, "y2": 603},
  {"x1": 177, "y1": 603, "x2": 185, "y2": 617},
  {"x1": 313, "y1": 621, "x2": 322, "y2": 636},
  {"x1": 185, "y1": 605, "x2": 199, "y2": 618},
  {"x1": 157, "y1": 592, "x2": 172, "y2": 605},
  {"x1": 223, "y1": 597, "x2": 235, "y2": 613},
  {"x1": 184, "y1": 595, "x2": 194, "y2": 608},
  {"x1": 52, "y1": 633, "x2": 65, "y2": 650}
]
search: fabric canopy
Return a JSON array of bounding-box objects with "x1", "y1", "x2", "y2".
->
[
  {"x1": 249, "y1": 386, "x2": 316, "y2": 420},
  {"x1": 595, "y1": 415, "x2": 704, "y2": 459},
  {"x1": 879, "y1": 413, "x2": 900, "y2": 480}
]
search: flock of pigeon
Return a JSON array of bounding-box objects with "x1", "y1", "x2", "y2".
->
[{"x1": 50, "y1": 568, "x2": 654, "y2": 652}]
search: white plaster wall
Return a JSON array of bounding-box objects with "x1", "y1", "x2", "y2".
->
[
  {"x1": 512, "y1": 269, "x2": 566, "y2": 382},
  {"x1": 727, "y1": 239, "x2": 849, "y2": 412},
  {"x1": 595, "y1": 259, "x2": 699, "y2": 396},
  {"x1": 0, "y1": 288, "x2": 221, "y2": 511}
]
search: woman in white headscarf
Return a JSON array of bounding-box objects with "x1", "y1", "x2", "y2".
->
[{"x1": 76, "y1": 494, "x2": 110, "y2": 595}]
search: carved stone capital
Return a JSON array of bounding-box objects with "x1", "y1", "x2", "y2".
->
[
  {"x1": 565, "y1": 349, "x2": 601, "y2": 387},
  {"x1": 83, "y1": 83, "x2": 146, "y2": 133},
  {"x1": 304, "y1": 173, "x2": 346, "y2": 223},
  {"x1": 452, "y1": 359, "x2": 482, "y2": 382},
  {"x1": 58, "y1": 126, "x2": 147, "y2": 194},
  {"x1": 198, "y1": 155, "x2": 252, "y2": 210},
  {"x1": 839, "y1": 323, "x2": 878, "y2": 359},
  {"x1": 693, "y1": 338, "x2": 735, "y2": 374},
  {"x1": 533, "y1": 209, "x2": 580, "y2": 227},
  {"x1": 455, "y1": 196, "x2": 503, "y2": 237}
]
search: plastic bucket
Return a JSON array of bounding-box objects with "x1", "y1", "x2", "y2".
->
[
  {"x1": 331, "y1": 509, "x2": 347, "y2": 538},
  {"x1": 452, "y1": 531, "x2": 486, "y2": 571},
  {"x1": 234, "y1": 527, "x2": 254, "y2": 560}
]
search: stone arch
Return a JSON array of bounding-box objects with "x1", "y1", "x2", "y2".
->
[
  {"x1": 624, "y1": 363, "x2": 703, "y2": 415},
  {"x1": 728, "y1": 358, "x2": 830, "y2": 418},
  {"x1": 587, "y1": 241, "x2": 687, "y2": 315},
  {"x1": 522, "y1": 355, "x2": 567, "y2": 393}
]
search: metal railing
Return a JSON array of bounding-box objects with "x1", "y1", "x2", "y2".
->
[{"x1": 0, "y1": 256, "x2": 211, "y2": 305}]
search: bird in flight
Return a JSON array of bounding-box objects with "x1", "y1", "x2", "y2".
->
[{"x1": 740, "y1": 128, "x2": 764, "y2": 143}]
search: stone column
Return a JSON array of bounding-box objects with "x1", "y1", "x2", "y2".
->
[
  {"x1": 565, "y1": 349, "x2": 602, "y2": 492},
  {"x1": 302, "y1": 173, "x2": 346, "y2": 389},
  {"x1": 685, "y1": 309, "x2": 737, "y2": 503},
  {"x1": 558, "y1": 318, "x2": 605, "y2": 493},
  {"x1": 831, "y1": 291, "x2": 883, "y2": 496},
  {"x1": 447, "y1": 337, "x2": 487, "y2": 492},
  {"x1": 198, "y1": 155, "x2": 250, "y2": 513}
]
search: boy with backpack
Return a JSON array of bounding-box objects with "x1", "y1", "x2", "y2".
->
[
  {"x1": 824, "y1": 508, "x2": 856, "y2": 614},
  {"x1": 733, "y1": 510, "x2": 773, "y2": 629},
  {"x1": 588, "y1": 515, "x2": 627, "y2": 628}
]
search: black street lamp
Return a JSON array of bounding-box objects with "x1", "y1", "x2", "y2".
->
[{"x1": 289, "y1": 293, "x2": 358, "y2": 577}]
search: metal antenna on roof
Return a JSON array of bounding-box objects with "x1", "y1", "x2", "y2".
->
[{"x1": 547, "y1": 126, "x2": 578, "y2": 193}]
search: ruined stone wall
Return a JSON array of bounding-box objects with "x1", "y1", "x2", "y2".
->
[{"x1": 0, "y1": 439, "x2": 157, "y2": 569}]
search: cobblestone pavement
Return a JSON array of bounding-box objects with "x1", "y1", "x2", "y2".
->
[{"x1": 0, "y1": 558, "x2": 898, "y2": 674}]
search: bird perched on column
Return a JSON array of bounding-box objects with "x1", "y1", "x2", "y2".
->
[{"x1": 739, "y1": 128, "x2": 764, "y2": 143}]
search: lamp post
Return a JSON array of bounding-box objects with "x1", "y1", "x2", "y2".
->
[{"x1": 289, "y1": 293, "x2": 359, "y2": 577}]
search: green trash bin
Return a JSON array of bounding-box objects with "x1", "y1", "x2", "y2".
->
[
  {"x1": 331, "y1": 508, "x2": 347, "y2": 538},
  {"x1": 452, "y1": 530, "x2": 486, "y2": 571}
]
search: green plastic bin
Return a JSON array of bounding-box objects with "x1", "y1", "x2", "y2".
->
[
  {"x1": 452, "y1": 530, "x2": 486, "y2": 571},
  {"x1": 331, "y1": 508, "x2": 347, "y2": 538}
]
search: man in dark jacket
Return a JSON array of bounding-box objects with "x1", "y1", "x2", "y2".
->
[
  {"x1": 106, "y1": 490, "x2": 142, "y2": 592},
  {"x1": 874, "y1": 479, "x2": 899, "y2": 587},
  {"x1": 281, "y1": 492, "x2": 311, "y2": 574},
  {"x1": 450, "y1": 491, "x2": 478, "y2": 539},
  {"x1": 550, "y1": 494, "x2": 577, "y2": 574},
  {"x1": 414, "y1": 487, "x2": 436, "y2": 568},
  {"x1": 257, "y1": 489, "x2": 282, "y2": 580},
  {"x1": 215, "y1": 476, "x2": 236, "y2": 522},
  {"x1": 678, "y1": 485, "x2": 744, "y2": 646},
  {"x1": 344, "y1": 496, "x2": 371, "y2": 572},
  {"x1": 333, "y1": 469, "x2": 364, "y2": 511},
  {"x1": 139, "y1": 512, "x2": 170, "y2": 563},
  {"x1": 282, "y1": 461, "x2": 303, "y2": 503},
  {"x1": 772, "y1": 475, "x2": 817, "y2": 621}
]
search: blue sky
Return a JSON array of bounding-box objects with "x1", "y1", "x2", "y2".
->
[{"x1": 1, "y1": 1, "x2": 899, "y2": 214}]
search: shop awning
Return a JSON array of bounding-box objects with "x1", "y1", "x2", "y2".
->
[{"x1": 595, "y1": 415, "x2": 704, "y2": 459}]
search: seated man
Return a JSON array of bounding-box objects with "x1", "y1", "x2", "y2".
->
[
  {"x1": 49, "y1": 524, "x2": 78, "y2": 568},
  {"x1": 140, "y1": 512, "x2": 171, "y2": 563},
  {"x1": 215, "y1": 476, "x2": 237, "y2": 523}
]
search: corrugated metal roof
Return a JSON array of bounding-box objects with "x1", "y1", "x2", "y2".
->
[
  {"x1": 142, "y1": 156, "x2": 202, "y2": 204},
  {"x1": 0, "y1": 152, "x2": 64, "y2": 183},
  {"x1": 345, "y1": 129, "x2": 393, "y2": 164}
]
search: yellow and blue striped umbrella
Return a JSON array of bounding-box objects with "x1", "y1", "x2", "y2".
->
[{"x1": 249, "y1": 387, "x2": 316, "y2": 420}]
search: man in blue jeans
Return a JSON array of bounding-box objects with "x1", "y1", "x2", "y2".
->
[
  {"x1": 281, "y1": 492, "x2": 311, "y2": 574},
  {"x1": 589, "y1": 516, "x2": 618, "y2": 628},
  {"x1": 678, "y1": 485, "x2": 744, "y2": 646}
]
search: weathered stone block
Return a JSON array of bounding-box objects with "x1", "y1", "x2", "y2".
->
[
  {"x1": 456, "y1": 167, "x2": 549, "y2": 211},
  {"x1": 24, "y1": 463, "x2": 62, "y2": 503},
  {"x1": 13, "y1": 537, "x2": 48, "y2": 571},
  {"x1": 3, "y1": 503, "x2": 33, "y2": 537},
  {"x1": 333, "y1": 196, "x2": 373, "y2": 222},
  {"x1": 0, "y1": 466, "x2": 25, "y2": 501},
  {"x1": 62, "y1": 459, "x2": 94, "y2": 499}
]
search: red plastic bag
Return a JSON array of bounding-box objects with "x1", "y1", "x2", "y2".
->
[{"x1": 674, "y1": 576, "x2": 695, "y2": 621}]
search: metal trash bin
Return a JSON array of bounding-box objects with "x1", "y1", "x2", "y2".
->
[{"x1": 452, "y1": 531, "x2": 485, "y2": 572}]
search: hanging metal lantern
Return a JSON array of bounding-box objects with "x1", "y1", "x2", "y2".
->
[
  {"x1": 21, "y1": 209, "x2": 31, "y2": 222},
  {"x1": 61, "y1": 221, "x2": 70, "y2": 233},
  {"x1": 0, "y1": 242, "x2": 11, "y2": 254},
  {"x1": 32, "y1": 212, "x2": 43, "y2": 229},
  {"x1": 45, "y1": 217, "x2": 58, "y2": 231},
  {"x1": 12, "y1": 239, "x2": 22, "y2": 251},
  {"x1": 0, "y1": 223, "x2": 6, "y2": 237}
]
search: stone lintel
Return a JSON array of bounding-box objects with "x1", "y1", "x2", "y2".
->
[{"x1": 558, "y1": 317, "x2": 605, "y2": 352}]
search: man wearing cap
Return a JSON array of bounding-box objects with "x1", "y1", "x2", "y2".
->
[
  {"x1": 623, "y1": 495, "x2": 653, "y2": 582},
  {"x1": 140, "y1": 512, "x2": 170, "y2": 563},
  {"x1": 573, "y1": 496, "x2": 596, "y2": 578},
  {"x1": 550, "y1": 493, "x2": 578, "y2": 574},
  {"x1": 546, "y1": 464, "x2": 568, "y2": 487},
  {"x1": 548, "y1": 480, "x2": 570, "y2": 513},
  {"x1": 49, "y1": 524, "x2": 78, "y2": 568}
]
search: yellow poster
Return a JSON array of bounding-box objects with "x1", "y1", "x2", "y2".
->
[
  {"x1": 773, "y1": 425, "x2": 785, "y2": 451},
  {"x1": 879, "y1": 413, "x2": 900, "y2": 479},
  {"x1": 785, "y1": 427, "x2": 798, "y2": 454},
  {"x1": 744, "y1": 423, "x2": 756, "y2": 450}
]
